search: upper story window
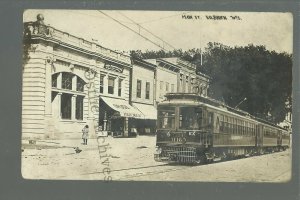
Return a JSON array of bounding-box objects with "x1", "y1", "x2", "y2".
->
[
  {"x1": 100, "y1": 74, "x2": 105, "y2": 93},
  {"x1": 118, "y1": 79, "x2": 123, "y2": 97},
  {"x1": 137, "y1": 79, "x2": 142, "y2": 98},
  {"x1": 62, "y1": 72, "x2": 73, "y2": 90},
  {"x1": 108, "y1": 76, "x2": 115, "y2": 94},
  {"x1": 145, "y1": 82, "x2": 150, "y2": 99}
]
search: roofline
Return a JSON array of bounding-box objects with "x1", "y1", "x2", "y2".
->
[
  {"x1": 131, "y1": 58, "x2": 157, "y2": 69},
  {"x1": 161, "y1": 93, "x2": 288, "y2": 131}
]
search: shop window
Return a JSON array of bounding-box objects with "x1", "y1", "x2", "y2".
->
[
  {"x1": 61, "y1": 93, "x2": 72, "y2": 119},
  {"x1": 52, "y1": 73, "x2": 58, "y2": 88},
  {"x1": 108, "y1": 76, "x2": 115, "y2": 94},
  {"x1": 62, "y1": 72, "x2": 73, "y2": 90},
  {"x1": 145, "y1": 82, "x2": 150, "y2": 99},
  {"x1": 76, "y1": 95, "x2": 84, "y2": 120},
  {"x1": 76, "y1": 77, "x2": 85, "y2": 92},
  {"x1": 100, "y1": 74, "x2": 105, "y2": 93},
  {"x1": 137, "y1": 79, "x2": 142, "y2": 98},
  {"x1": 118, "y1": 79, "x2": 123, "y2": 97}
]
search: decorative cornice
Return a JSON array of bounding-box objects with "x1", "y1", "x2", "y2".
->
[{"x1": 24, "y1": 22, "x2": 131, "y2": 68}]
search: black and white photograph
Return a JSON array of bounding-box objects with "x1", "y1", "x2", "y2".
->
[{"x1": 21, "y1": 9, "x2": 292, "y2": 182}]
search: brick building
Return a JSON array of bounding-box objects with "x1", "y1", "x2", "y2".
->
[{"x1": 130, "y1": 58, "x2": 157, "y2": 135}]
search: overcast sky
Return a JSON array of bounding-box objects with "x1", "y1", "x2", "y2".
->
[{"x1": 23, "y1": 10, "x2": 293, "y2": 54}]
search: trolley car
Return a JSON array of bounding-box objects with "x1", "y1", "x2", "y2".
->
[{"x1": 154, "y1": 93, "x2": 290, "y2": 164}]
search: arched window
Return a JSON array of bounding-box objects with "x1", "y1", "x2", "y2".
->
[{"x1": 51, "y1": 72, "x2": 86, "y2": 120}]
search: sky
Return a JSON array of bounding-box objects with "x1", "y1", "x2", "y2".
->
[{"x1": 23, "y1": 10, "x2": 293, "y2": 54}]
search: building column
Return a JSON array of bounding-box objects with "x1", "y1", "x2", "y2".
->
[
  {"x1": 103, "y1": 74, "x2": 108, "y2": 94},
  {"x1": 44, "y1": 57, "x2": 54, "y2": 138},
  {"x1": 114, "y1": 76, "x2": 119, "y2": 96},
  {"x1": 72, "y1": 94, "x2": 77, "y2": 120},
  {"x1": 56, "y1": 92, "x2": 62, "y2": 119},
  {"x1": 57, "y1": 72, "x2": 62, "y2": 89},
  {"x1": 72, "y1": 75, "x2": 77, "y2": 91}
]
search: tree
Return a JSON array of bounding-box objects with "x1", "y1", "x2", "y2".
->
[
  {"x1": 200, "y1": 43, "x2": 292, "y2": 123},
  {"x1": 130, "y1": 43, "x2": 292, "y2": 123}
]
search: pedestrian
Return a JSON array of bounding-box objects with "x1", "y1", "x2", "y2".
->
[{"x1": 82, "y1": 125, "x2": 89, "y2": 145}]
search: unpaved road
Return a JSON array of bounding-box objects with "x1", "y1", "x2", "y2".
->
[{"x1": 22, "y1": 136, "x2": 291, "y2": 182}]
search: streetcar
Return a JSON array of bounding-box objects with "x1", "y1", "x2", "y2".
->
[{"x1": 154, "y1": 93, "x2": 290, "y2": 164}]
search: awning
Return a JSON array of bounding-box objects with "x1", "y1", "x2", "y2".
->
[
  {"x1": 101, "y1": 96, "x2": 144, "y2": 119},
  {"x1": 132, "y1": 103, "x2": 157, "y2": 120}
]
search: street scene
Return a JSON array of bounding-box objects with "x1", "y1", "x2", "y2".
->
[
  {"x1": 22, "y1": 10, "x2": 292, "y2": 182},
  {"x1": 22, "y1": 136, "x2": 291, "y2": 182}
]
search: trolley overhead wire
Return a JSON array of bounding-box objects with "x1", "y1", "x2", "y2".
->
[
  {"x1": 117, "y1": 11, "x2": 177, "y2": 50},
  {"x1": 138, "y1": 11, "x2": 192, "y2": 24},
  {"x1": 98, "y1": 10, "x2": 169, "y2": 51}
]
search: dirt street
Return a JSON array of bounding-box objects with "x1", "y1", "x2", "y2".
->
[{"x1": 22, "y1": 135, "x2": 291, "y2": 182}]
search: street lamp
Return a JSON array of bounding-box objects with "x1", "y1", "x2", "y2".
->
[{"x1": 234, "y1": 97, "x2": 247, "y2": 109}]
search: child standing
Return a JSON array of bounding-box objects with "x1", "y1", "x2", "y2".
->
[{"x1": 82, "y1": 125, "x2": 89, "y2": 145}]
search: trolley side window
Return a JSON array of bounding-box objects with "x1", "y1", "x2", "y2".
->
[{"x1": 157, "y1": 107, "x2": 175, "y2": 129}]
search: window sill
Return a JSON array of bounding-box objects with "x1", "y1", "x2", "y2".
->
[
  {"x1": 52, "y1": 88, "x2": 86, "y2": 95},
  {"x1": 60, "y1": 119, "x2": 86, "y2": 123}
]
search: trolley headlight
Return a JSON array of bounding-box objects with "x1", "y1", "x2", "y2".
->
[{"x1": 155, "y1": 147, "x2": 162, "y2": 154}]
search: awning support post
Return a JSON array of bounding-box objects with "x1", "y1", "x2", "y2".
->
[{"x1": 124, "y1": 117, "x2": 129, "y2": 137}]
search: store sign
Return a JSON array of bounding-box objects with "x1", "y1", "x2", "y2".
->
[
  {"x1": 113, "y1": 104, "x2": 130, "y2": 110},
  {"x1": 124, "y1": 113, "x2": 143, "y2": 118},
  {"x1": 104, "y1": 64, "x2": 123, "y2": 73}
]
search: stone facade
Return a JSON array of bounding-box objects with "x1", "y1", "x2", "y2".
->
[{"x1": 23, "y1": 17, "x2": 131, "y2": 139}]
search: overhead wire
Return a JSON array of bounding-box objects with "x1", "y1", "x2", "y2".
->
[
  {"x1": 117, "y1": 11, "x2": 177, "y2": 50},
  {"x1": 138, "y1": 11, "x2": 192, "y2": 24},
  {"x1": 98, "y1": 10, "x2": 168, "y2": 51}
]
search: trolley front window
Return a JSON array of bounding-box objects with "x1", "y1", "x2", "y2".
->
[
  {"x1": 179, "y1": 107, "x2": 203, "y2": 130},
  {"x1": 157, "y1": 107, "x2": 175, "y2": 129}
]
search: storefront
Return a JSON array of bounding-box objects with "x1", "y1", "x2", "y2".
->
[
  {"x1": 99, "y1": 97, "x2": 144, "y2": 137},
  {"x1": 132, "y1": 103, "x2": 157, "y2": 135}
]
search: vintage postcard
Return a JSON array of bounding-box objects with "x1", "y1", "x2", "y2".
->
[{"x1": 22, "y1": 10, "x2": 292, "y2": 182}]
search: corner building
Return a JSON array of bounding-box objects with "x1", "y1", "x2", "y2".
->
[{"x1": 22, "y1": 16, "x2": 141, "y2": 139}]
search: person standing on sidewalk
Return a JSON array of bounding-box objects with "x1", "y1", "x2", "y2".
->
[{"x1": 82, "y1": 125, "x2": 89, "y2": 145}]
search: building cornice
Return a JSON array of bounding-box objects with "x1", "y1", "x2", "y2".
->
[{"x1": 24, "y1": 22, "x2": 132, "y2": 68}]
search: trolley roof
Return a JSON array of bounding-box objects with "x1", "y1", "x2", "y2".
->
[{"x1": 160, "y1": 93, "x2": 288, "y2": 131}]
